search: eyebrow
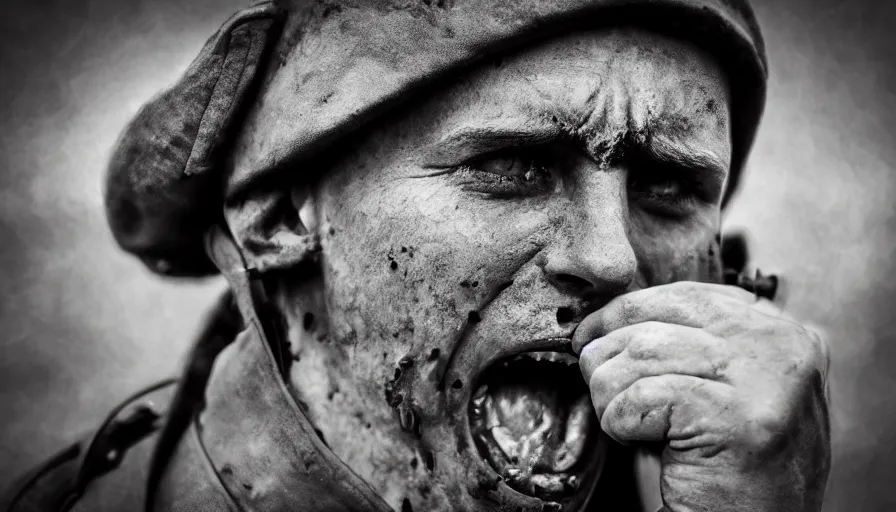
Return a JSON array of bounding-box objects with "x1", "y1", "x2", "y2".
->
[
  {"x1": 417, "y1": 119, "x2": 730, "y2": 182},
  {"x1": 641, "y1": 135, "x2": 730, "y2": 181},
  {"x1": 419, "y1": 123, "x2": 562, "y2": 167}
]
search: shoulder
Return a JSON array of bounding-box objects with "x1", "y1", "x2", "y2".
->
[{"x1": 1, "y1": 380, "x2": 176, "y2": 512}]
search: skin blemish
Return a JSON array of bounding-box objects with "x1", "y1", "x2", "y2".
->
[
  {"x1": 473, "y1": 475, "x2": 501, "y2": 497},
  {"x1": 303, "y1": 312, "x2": 315, "y2": 330},
  {"x1": 391, "y1": 260, "x2": 399, "y2": 270},
  {"x1": 423, "y1": 450, "x2": 435, "y2": 472},
  {"x1": 451, "y1": 379, "x2": 463, "y2": 389}
]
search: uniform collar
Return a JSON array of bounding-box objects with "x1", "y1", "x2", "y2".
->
[{"x1": 193, "y1": 324, "x2": 393, "y2": 511}]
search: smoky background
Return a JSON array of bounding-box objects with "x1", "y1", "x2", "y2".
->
[{"x1": 0, "y1": 0, "x2": 893, "y2": 510}]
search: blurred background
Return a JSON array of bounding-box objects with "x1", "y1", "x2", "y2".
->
[{"x1": 0, "y1": 0, "x2": 893, "y2": 510}]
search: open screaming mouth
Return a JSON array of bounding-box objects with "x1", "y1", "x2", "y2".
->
[{"x1": 469, "y1": 350, "x2": 603, "y2": 502}]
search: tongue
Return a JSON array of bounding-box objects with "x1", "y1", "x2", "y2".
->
[{"x1": 481, "y1": 383, "x2": 593, "y2": 475}]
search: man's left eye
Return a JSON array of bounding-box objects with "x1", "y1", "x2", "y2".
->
[
  {"x1": 629, "y1": 172, "x2": 700, "y2": 217},
  {"x1": 454, "y1": 149, "x2": 554, "y2": 197}
]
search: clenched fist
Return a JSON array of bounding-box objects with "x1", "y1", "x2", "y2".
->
[{"x1": 573, "y1": 282, "x2": 830, "y2": 512}]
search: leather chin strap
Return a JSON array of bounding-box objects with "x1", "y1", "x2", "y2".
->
[{"x1": 204, "y1": 224, "x2": 291, "y2": 376}]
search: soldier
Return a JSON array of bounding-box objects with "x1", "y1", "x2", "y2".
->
[{"x1": 3, "y1": 0, "x2": 830, "y2": 511}]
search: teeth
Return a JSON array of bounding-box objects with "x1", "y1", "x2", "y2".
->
[
  {"x1": 471, "y1": 385, "x2": 487, "y2": 418},
  {"x1": 529, "y1": 473, "x2": 566, "y2": 494},
  {"x1": 517, "y1": 351, "x2": 578, "y2": 366},
  {"x1": 565, "y1": 475, "x2": 580, "y2": 492}
]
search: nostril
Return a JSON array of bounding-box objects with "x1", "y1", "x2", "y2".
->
[
  {"x1": 551, "y1": 273, "x2": 593, "y2": 293},
  {"x1": 556, "y1": 307, "x2": 575, "y2": 324}
]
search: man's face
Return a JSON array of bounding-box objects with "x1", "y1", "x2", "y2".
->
[{"x1": 286, "y1": 28, "x2": 731, "y2": 511}]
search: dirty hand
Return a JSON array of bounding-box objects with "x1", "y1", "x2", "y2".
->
[{"x1": 572, "y1": 282, "x2": 830, "y2": 512}]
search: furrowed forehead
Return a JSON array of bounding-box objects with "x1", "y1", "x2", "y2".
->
[{"x1": 403, "y1": 28, "x2": 731, "y2": 164}]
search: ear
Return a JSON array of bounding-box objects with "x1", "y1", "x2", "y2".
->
[
  {"x1": 104, "y1": 2, "x2": 284, "y2": 277},
  {"x1": 223, "y1": 184, "x2": 322, "y2": 274}
]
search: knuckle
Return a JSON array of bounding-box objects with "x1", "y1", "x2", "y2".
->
[
  {"x1": 625, "y1": 322, "x2": 670, "y2": 360},
  {"x1": 578, "y1": 339, "x2": 601, "y2": 370},
  {"x1": 588, "y1": 365, "x2": 615, "y2": 417},
  {"x1": 617, "y1": 295, "x2": 642, "y2": 323},
  {"x1": 784, "y1": 325, "x2": 829, "y2": 381},
  {"x1": 804, "y1": 325, "x2": 830, "y2": 367},
  {"x1": 626, "y1": 333, "x2": 655, "y2": 361},
  {"x1": 740, "y1": 403, "x2": 793, "y2": 459},
  {"x1": 666, "y1": 280, "x2": 697, "y2": 294},
  {"x1": 626, "y1": 376, "x2": 660, "y2": 405}
]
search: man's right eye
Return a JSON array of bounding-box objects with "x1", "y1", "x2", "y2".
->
[{"x1": 453, "y1": 149, "x2": 555, "y2": 198}]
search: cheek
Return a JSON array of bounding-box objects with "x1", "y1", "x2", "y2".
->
[
  {"x1": 315, "y1": 176, "x2": 555, "y2": 380},
  {"x1": 630, "y1": 211, "x2": 720, "y2": 286}
]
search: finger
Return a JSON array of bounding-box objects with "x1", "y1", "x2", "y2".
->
[
  {"x1": 751, "y1": 297, "x2": 790, "y2": 318},
  {"x1": 582, "y1": 324, "x2": 729, "y2": 417},
  {"x1": 577, "y1": 323, "x2": 635, "y2": 377},
  {"x1": 600, "y1": 374, "x2": 736, "y2": 446},
  {"x1": 578, "y1": 321, "x2": 724, "y2": 379},
  {"x1": 574, "y1": 282, "x2": 754, "y2": 346}
]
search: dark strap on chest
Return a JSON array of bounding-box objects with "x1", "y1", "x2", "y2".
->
[
  {"x1": 3, "y1": 380, "x2": 172, "y2": 512},
  {"x1": 144, "y1": 290, "x2": 242, "y2": 512}
]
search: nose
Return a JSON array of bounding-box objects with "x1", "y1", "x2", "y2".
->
[{"x1": 542, "y1": 171, "x2": 638, "y2": 299}]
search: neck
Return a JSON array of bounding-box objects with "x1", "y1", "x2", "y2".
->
[{"x1": 277, "y1": 284, "x2": 431, "y2": 510}]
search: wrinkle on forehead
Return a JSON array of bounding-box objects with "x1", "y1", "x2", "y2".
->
[{"x1": 420, "y1": 27, "x2": 732, "y2": 170}]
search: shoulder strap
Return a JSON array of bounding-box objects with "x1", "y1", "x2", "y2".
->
[
  {"x1": 144, "y1": 290, "x2": 242, "y2": 512},
  {"x1": 2, "y1": 380, "x2": 174, "y2": 512}
]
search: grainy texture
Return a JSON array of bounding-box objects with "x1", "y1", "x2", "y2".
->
[{"x1": 0, "y1": 0, "x2": 893, "y2": 510}]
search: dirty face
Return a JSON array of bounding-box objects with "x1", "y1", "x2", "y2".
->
[{"x1": 281, "y1": 28, "x2": 731, "y2": 512}]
